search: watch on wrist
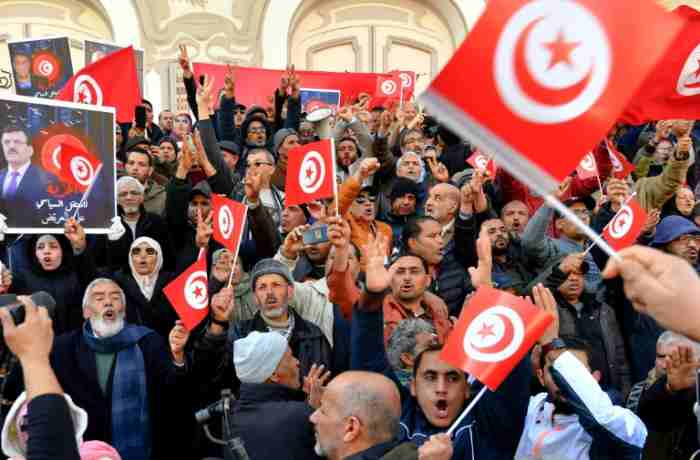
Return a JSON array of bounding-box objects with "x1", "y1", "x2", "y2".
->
[
  {"x1": 541, "y1": 338, "x2": 566, "y2": 358},
  {"x1": 211, "y1": 318, "x2": 230, "y2": 329}
]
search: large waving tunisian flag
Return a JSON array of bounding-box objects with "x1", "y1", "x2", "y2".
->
[
  {"x1": 622, "y1": 6, "x2": 700, "y2": 124},
  {"x1": 420, "y1": 0, "x2": 684, "y2": 195},
  {"x1": 56, "y1": 46, "x2": 140, "y2": 123},
  {"x1": 164, "y1": 250, "x2": 209, "y2": 331},
  {"x1": 441, "y1": 287, "x2": 552, "y2": 391}
]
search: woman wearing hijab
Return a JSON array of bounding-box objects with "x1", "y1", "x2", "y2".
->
[
  {"x1": 73, "y1": 232, "x2": 178, "y2": 338},
  {"x1": 5, "y1": 233, "x2": 84, "y2": 335}
]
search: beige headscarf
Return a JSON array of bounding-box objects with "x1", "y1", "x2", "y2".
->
[{"x1": 128, "y1": 237, "x2": 163, "y2": 301}]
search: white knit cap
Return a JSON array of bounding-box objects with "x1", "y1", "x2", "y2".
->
[{"x1": 234, "y1": 331, "x2": 288, "y2": 384}]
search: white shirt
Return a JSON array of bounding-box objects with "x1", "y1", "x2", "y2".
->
[
  {"x1": 515, "y1": 352, "x2": 647, "y2": 460},
  {"x1": 2, "y1": 162, "x2": 31, "y2": 197}
]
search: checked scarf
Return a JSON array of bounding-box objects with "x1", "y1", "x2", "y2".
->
[{"x1": 83, "y1": 322, "x2": 153, "y2": 460}]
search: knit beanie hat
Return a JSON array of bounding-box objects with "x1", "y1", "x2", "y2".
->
[
  {"x1": 390, "y1": 177, "x2": 421, "y2": 202},
  {"x1": 273, "y1": 128, "x2": 297, "y2": 154}
]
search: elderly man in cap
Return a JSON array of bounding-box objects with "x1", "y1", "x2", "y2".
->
[
  {"x1": 226, "y1": 331, "x2": 323, "y2": 460},
  {"x1": 193, "y1": 258, "x2": 334, "y2": 395},
  {"x1": 651, "y1": 215, "x2": 700, "y2": 271}
]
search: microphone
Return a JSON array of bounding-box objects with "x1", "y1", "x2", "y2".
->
[
  {"x1": 195, "y1": 389, "x2": 235, "y2": 424},
  {"x1": 0, "y1": 291, "x2": 56, "y2": 326}
]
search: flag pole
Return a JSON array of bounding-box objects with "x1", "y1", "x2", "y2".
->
[
  {"x1": 227, "y1": 205, "x2": 248, "y2": 288},
  {"x1": 72, "y1": 163, "x2": 103, "y2": 220},
  {"x1": 582, "y1": 192, "x2": 638, "y2": 256},
  {"x1": 447, "y1": 386, "x2": 488, "y2": 435}
]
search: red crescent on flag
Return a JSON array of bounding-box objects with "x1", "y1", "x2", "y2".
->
[
  {"x1": 515, "y1": 18, "x2": 592, "y2": 106},
  {"x1": 471, "y1": 313, "x2": 517, "y2": 355},
  {"x1": 305, "y1": 155, "x2": 324, "y2": 190}
]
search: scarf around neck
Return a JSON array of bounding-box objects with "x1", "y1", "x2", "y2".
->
[{"x1": 82, "y1": 322, "x2": 153, "y2": 460}]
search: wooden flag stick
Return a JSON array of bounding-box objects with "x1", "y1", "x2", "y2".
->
[{"x1": 447, "y1": 386, "x2": 488, "y2": 435}]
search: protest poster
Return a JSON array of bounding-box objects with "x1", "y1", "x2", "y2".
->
[
  {"x1": 300, "y1": 88, "x2": 341, "y2": 114},
  {"x1": 0, "y1": 93, "x2": 116, "y2": 233},
  {"x1": 8, "y1": 37, "x2": 74, "y2": 98},
  {"x1": 84, "y1": 39, "x2": 145, "y2": 96}
]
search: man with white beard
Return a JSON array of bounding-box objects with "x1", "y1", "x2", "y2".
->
[{"x1": 44, "y1": 278, "x2": 191, "y2": 460}]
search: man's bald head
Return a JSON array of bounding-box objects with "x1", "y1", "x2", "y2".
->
[
  {"x1": 426, "y1": 183, "x2": 461, "y2": 225},
  {"x1": 310, "y1": 371, "x2": 401, "y2": 459},
  {"x1": 331, "y1": 371, "x2": 400, "y2": 440}
]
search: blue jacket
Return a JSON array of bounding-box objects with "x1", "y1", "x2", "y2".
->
[{"x1": 350, "y1": 296, "x2": 531, "y2": 460}]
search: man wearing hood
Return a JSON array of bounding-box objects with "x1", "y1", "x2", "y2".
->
[
  {"x1": 650, "y1": 215, "x2": 700, "y2": 271},
  {"x1": 382, "y1": 178, "x2": 421, "y2": 247}
]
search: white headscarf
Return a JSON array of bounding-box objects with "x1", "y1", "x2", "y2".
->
[{"x1": 128, "y1": 237, "x2": 163, "y2": 301}]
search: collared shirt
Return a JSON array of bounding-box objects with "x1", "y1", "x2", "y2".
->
[
  {"x1": 2, "y1": 161, "x2": 30, "y2": 197},
  {"x1": 442, "y1": 218, "x2": 455, "y2": 243}
]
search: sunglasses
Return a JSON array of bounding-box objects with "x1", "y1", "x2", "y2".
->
[{"x1": 131, "y1": 247, "x2": 157, "y2": 256}]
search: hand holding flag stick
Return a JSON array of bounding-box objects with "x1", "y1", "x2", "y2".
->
[{"x1": 444, "y1": 284, "x2": 556, "y2": 434}]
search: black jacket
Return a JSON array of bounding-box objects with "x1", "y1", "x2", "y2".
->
[
  {"x1": 638, "y1": 375, "x2": 698, "y2": 460},
  {"x1": 48, "y1": 329, "x2": 190, "y2": 460},
  {"x1": 24, "y1": 394, "x2": 81, "y2": 460},
  {"x1": 100, "y1": 207, "x2": 173, "y2": 272},
  {"x1": 75, "y1": 248, "x2": 178, "y2": 339},
  {"x1": 227, "y1": 383, "x2": 320, "y2": 460},
  {"x1": 192, "y1": 308, "x2": 333, "y2": 397},
  {"x1": 431, "y1": 243, "x2": 470, "y2": 317},
  {"x1": 9, "y1": 234, "x2": 84, "y2": 334}
]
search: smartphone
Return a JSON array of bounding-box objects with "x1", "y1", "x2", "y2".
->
[
  {"x1": 302, "y1": 225, "x2": 329, "y2": 246},
  {"x1": 135, "y1": 105, "x2": 147, "y2": 129}
]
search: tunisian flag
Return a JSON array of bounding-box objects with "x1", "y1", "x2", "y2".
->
[
  {"x1": 56, "y1": 47, "x2": 140, "y2": 123},
  {"x1": 605, "y1": 139, "x2": 635, "y2": 179},
  {"x1": 622, "y1": 6, "x2": 700, "y2": 124},
  {"x1": 164, "y1": 249, "x2": 209, "y2": 331},
  {"x1": 211, "y1": 194, "x2": 248, "y2": 256},
  {"x1": 420, "y1": 0, "x2": 684, "y2": 195},
  {"x1": 58, "y1": 143, "x2": 103, "y2": 192},
  {"x1": 285, "y1": 139, "x2": 337, "y2": 207},
  {"x1": 467, "y1": 151, "x2": 498, "y2": 177},
  {"x1": 602, "y1": 197, "x2": 647, "y2": 251},
  {"x1": 441, "y1": 286, "x2": 552, "y2": 391},
  {"x1": 575, "y1": 152, "x2": 599, "y2": 181}
]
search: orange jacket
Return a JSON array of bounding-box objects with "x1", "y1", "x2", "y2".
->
[
  {"x1": 382, "y1": 294, "x2": 452, "y2": 346},
  {"x1": 337, "y1": 176, "x2": 393, "y2": 263},
  {"x1": 327, "y1": 267, "x2": 360, "y2": 321}
]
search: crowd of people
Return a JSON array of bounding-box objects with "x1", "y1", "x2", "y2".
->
[{"x1": 1, "y1": 43, "x2": 700, "y2": 460}]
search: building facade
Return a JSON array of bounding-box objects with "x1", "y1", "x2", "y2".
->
[{"x1": 0, "y1": 0, "x2": 487, "y2": 113}]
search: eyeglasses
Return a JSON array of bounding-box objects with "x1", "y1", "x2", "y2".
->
[
  {"x1": 131, "y1": 247, "x2": 157, "y2": 256},
  {"x1": 355, "y1": 196, "x2": 376, "y2": 204},
  {"x1": 247, "y1": 161, "x2": 273, "y2": 168},
  {"x1": 248, "y1": 127, "x2": 266, "y2": 134}
]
